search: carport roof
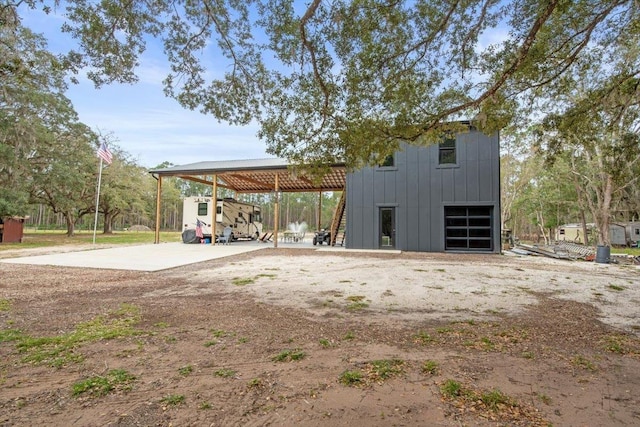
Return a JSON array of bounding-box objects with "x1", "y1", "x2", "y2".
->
[{"x1": 149, "y1": 158, "x2": 346, "y2": 193}]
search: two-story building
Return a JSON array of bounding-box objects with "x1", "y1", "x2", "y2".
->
[{"x1": 346, "y1": 126, "x2": 500, "y2": 252}]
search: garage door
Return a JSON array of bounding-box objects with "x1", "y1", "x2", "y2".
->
[{"x1": 444, "y1": 206, "x2": 493, "y2": 251}]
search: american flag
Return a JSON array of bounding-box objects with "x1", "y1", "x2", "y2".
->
[
  {"x1": 195, "y1": 219, "x2": 204, "y2": 239},
  {"x1": 97, "y1": 142, "x2": 113, "y2": 164}
]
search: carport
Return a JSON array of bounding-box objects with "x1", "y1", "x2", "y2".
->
[{"x1": 149, "y1": 158, "x2": 346, "y2": 247}]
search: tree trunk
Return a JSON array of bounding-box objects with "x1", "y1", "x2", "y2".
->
[
  {"x1": 103, "y1": 212, "x2": 114, "y2": 234},
  {"x1": 579, "y1": 209, "x2": 589, "y2": 246},
  {"x1": 65, "y1": 213, "x2": 75, "y2": 237}
]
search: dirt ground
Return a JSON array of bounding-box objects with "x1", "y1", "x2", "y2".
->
[{"x1": 1, "y1": 247, "x2": 639, "y2": 426}]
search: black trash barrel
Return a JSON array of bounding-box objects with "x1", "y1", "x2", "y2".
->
[{"x1": 595, "y1": 245, "x2": 610, "y2": 264}]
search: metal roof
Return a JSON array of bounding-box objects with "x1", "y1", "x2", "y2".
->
[{"x1": 149, "y1": 158, "x2": 346, "y2": 193}]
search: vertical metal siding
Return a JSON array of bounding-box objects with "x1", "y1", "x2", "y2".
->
[{"x1": 346, "y1": 129, "x2": 500, "y2": 252}]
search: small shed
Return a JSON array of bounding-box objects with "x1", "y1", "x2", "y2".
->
[
  {"x1": 609, "y1": 223, "x2": 627, "y2": 246},
  {"x1": 0, "y1": 217, "x2": 26, "y2": 243},
  {"x1": 626, "y1": 222, "x2": 640, "y2": 246}
]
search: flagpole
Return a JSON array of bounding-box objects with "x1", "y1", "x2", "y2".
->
[{"x1": 92, "y1": 157, "x2": 104, "y2": 244}]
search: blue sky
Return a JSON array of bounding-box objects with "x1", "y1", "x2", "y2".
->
[{"x1": 21, "y1": 6, "x2": 270, "y2": 169}]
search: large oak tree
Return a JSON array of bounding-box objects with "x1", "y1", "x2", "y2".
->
[{"x1": 14, "y1": 0, "x2": 639, "y2": 167}]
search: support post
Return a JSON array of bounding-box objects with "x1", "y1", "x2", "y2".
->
[
  {"x1": 211, "y1": 175, "x2": 217, "y2": 245},
  {"x1": 274, "y1": 173, "x2": 279, "y2": 248},
  {"x1": 317, "y1": 190, "x2": 322, "y2": 231},
  {"x1": 154, "y1": 175, "x2": 162, "y2": 244}
]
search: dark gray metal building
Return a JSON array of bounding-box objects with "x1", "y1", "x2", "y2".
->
[{"x1": 345, "y1": 127, "x2": 500, "y2": 252}]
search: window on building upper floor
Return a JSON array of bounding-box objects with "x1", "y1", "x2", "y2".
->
[
  {"x1": 439, "y1": 134, "x2": 456, "y2": 165},
  {"x1": 379, "y1": 154, "x2": 395, "y2": 167}
]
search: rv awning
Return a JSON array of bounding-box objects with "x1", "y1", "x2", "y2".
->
[{"x1": 149, "y1": 158, "x2": 346, "y2": 193}]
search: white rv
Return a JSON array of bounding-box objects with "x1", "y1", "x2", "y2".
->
[{"x1": 182, "y1": 197, "x2": 263, "y2": 241}]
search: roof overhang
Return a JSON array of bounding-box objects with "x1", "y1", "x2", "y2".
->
[{"x1": 149, "y1": 158, "x2": 346, "y2": 193}]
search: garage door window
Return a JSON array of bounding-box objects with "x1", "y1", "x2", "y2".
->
[{"x1": 445, "y1": 206, "x2": 493, "y2": 251}]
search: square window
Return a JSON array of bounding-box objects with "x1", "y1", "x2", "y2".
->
[
  {"x1": 380, "y1": 154, "x2": 394, "y2": 167},
  {"x1": 197, "y1": 203, "x2": 208, "y2": 216}
]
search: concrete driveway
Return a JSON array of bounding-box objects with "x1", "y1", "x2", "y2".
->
[{"x1": 0, "y1": 242, "x2": 268, "y2": 272}]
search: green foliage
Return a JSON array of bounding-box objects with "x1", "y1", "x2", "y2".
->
[
  {"x1": 13, "y1": 1, "x2": 637, "y2": 168},
  {"x1": 232, "y1": 277, "x2": 255, "y2": 286},
  {"x1": 213, "y1": 368, "x2": 236, "y2": 378},
  {"x1": 422, "y1": 360, "x2": 439, "y2": 375},
  {"x1": 413, "y1": 331, "x2": 434, "y2": 345},
  {"x1": 369, "y1": 359, "x2": 404, "y2": 380},
  {"x1": 72, "y1": 369, "x2": 136, "y2": 397},
  {"x1": 339, "y1": 370, "x2": 363, "y2": 386},
  {"x1": 161, "y1": 394, "x2": 185, "y2": 406},
  {"x1": 11, "y1": 304, "x2": 142, "y2": 367},
  {"x1": 440, "y1": 380, "x2": 462, "y2": 398},
  {"x1": 0, "y1": 299, "x2": 11, "y2": 312},
  {"x1": 271, "y1": 348, "x2": 306, "y2": 362},
  {"x1": 178, "y1": 365, "x2": 193, "y2": 376}
]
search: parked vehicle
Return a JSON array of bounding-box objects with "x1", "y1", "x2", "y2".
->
[
  {"x1": 182, "y1": 197, "x2": 263, "y2": 241},
  {"x1": 312, "y1": 229, "x2": 331, "y2": 245}
]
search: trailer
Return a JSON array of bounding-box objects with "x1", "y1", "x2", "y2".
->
[{"x1": 182, "y1": 197, "x2": 263, "y2": 242}]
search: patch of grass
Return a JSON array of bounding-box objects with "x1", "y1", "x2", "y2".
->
[
  {"x1": 480, "y1": 337, "x2": 495, "y2": 349},
  {"x1": 15, "y1": 303, "x2": 142, "y2": 367},
  {"x1": 413, "y1": 331, "x2": 434, "y2": 345},
  {"x1": 422, "y1": 360, "x2": 439, "y2": 375},
  {"x1": 238, "y1": 337, "x2": 248, "y2": 344},
  {"x1": 319, "y1": 338, "x2": 331, "y2": 348},
  {"x1": 247, "y1": 378, "x2": 263, "y2": 388},
  {"x1": 369, "y1": 359, "x2": 404, "y2": 380},
  {"x1": 0, "y1": 299, "x2": 11, "y2": 312},
  {"x1": 210, "y1": 329, "x2": 228, "y2": 338},
  {"x1": 0, "y1": 230, "x2": 182, "y2": 250},
  {"x1": 480, "y1": 389, "x2": 511, "y2": 410},
  {"x1": 256, "y1": 273, "x2": 277, "y2": 279},
  {"x1": 346, "y1": 301, "x2": 369, "y2": 311},
  {"x1": 232, "y1": 277, "x2": 255, "y2": 286},
  {"x1": 199, "y1": 401, "x2": 212, "y2": 410},
  {"x1": 535, "y1": 392, "x2": 552, "y2": 405},
  {"x1": 607, "y1": 284, "x2": 625, "y2": 292},
  {"x1": 272, "y1": 348, "x2": 306, "y2": 362},
  {"x1": 435, "y1": 268, "x2": 446, "y2": 272},
  {"x1": 343, "y1": 331, "x2": 355, "y2": 340},
  {"x1": 0, "y1": 329, "x2": 25, "y2": 343},
  {"x1": 604, "y1": 335, "x2": 629, "y2": 354},
  {"x1": 339, "y1": 370, "x2": 363, "y2": 386},
  {"x1": 214, "y1": 368, "x2": 236, "y2": 378},
  {"x1": 572, "y1": 355, "x2": 597, "y2": 372},
  {"x1": 178, "y1": 365, "x2": 193, "y2": 376},
  {"x1": 161, "y1": 394, "x2": 185, "y2": 406},
  {"x1": 164, "y1": 336, "x2": 177, "y2": 343},
  {"x1": 72, "y1": 369, "x2": 136, "y2": 397},
  {"x1": 441, "y1": 379, "x2": 462, "y2": 398},
  {"x1": 153, "y1": 322, "x2": 169, "y2": 328},
  {"x1": 436, "y1": 327, "x2": 454, "y2": 334},
  {"x1": 345, "y1": 295, "x2": 365, "y2": 302},
  {"x1": 204, "y1": 340, "x2": 218, "y2": 347},
  {"x1": 440, "y1": 380, "x2": 529, "y2": 417}
]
